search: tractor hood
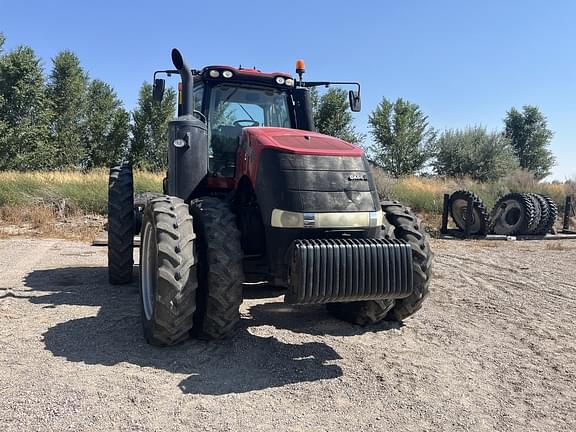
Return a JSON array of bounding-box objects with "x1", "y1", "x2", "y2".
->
[{"x1": 242, "y1": 127, "x2": 364, "y2": 157}]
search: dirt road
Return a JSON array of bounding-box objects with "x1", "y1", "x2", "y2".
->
[{"x1": 0, "y1": 238, "x2": 575, "y2": 431}]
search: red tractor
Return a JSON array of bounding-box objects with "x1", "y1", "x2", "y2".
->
[{"x1": 107, "y1": 49, "x2": 433, "y2": 346}]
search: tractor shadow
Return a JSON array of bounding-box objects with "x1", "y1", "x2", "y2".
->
[
  {"x1": 241, "y1": 285, "x2": 403, "y2": 337},
  {"x1": 24, "y1": 267, "x2": 343, "y2": 395},
  {"x1": 246, "y1": 301, "x2": 403, "y2": 337}
]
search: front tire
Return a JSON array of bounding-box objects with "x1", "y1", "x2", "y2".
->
[
  {"x1": 327, "y1": 201, "x2": 433, "y2": 325},
  {"x1": 139, "y1": 196, "x2": 198, "y2": 346},
  {"x1": 189, "y1": 197, "x2": 244, "y2": 340}
]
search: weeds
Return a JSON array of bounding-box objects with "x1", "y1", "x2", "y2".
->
[
  {"x1": 0, "y1": 204, "x2": 105, "y2": 241},
  {"x1": 0, "y1": 169, "x2": 573, "y2": 241},
  {"x1": 373, "y1": 168, "x2": 574, "y2": 215},
  {"x1": 0, "y1": 170, "x2": 163, "y2": 214}
]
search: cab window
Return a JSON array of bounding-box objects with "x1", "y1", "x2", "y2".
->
[{"x1": 208, "y1": 85, "x2": 291, "y2": 177}]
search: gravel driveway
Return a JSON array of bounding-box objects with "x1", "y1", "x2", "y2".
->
[{"x1": 0, "y1": 238, "x2": 575, "y2": 431}]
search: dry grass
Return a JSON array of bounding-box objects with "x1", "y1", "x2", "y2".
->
[
  {"x1": 0, "y1": 169, "x2": 162, "y2": 242},
  {"x1": 0, "y1": 204, "x2": 106, "y2": 242},
  {"x1": 0, "y1": 171, "x2": 115, "y2": 241},
  {"x1": 372, "y1": 168, "x2": 574, "y2": 216},
  {"x1": 0, "y1": 170, "x2": 163, "y2": 214},
  {"x1": 0, "y1": 169, "x2": 574, "y2": 241}
]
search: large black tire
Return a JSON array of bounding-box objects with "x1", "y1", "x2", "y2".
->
[
  {"x1": 326, "y1": 201, "x2": 433, "y2": 325},
  {"x1": 529, "y1": 193, "x2": 550, "y2": 235},
  {"x1": 534, "y1": 194, "x2": 558, "y2": 235},
  {"x1": 189, "y1": 197, "x2": 244, "y2": 340},
  {"x1": 525, "y1": 193, "x2": 542, "y2": 234},
  {"x1": 490, "y1": 192, "x2": 538, "y2": 235},
  {"x1": 108, "y1": 163, "x2": 134, "y2": 285},
  {"x1": 139, "y1": 196, "x2": 198, "y2": 346},
  {"x1": 448, "y1": 190, "x2": 489, "y2": 235}
]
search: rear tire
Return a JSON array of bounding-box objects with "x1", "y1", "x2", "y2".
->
[
  {"x1": 543, "y1": 195, "x2": 558, "y2": 233},
  {"x1": 108, "y1": 163, "x2": 134, "y2": 285},
  {"x1": 525, "y1": 193, "x2": 544, "y2": 234},
  {"x1": 448, "y1": 190, "x2": 489, "y2": 235},
  {"x1": 491, "y1": 192, "x2": 537, "y2": 235},
  {"x1": 189, "y1": 197, "x2": 244, "y2": 340},
  {"x1": 326, "y1": 201, "x2": 433, "y2": 325},
  {"x1": 139, "y1": 196, "x2": 198, "y2": 346},
  {"x1": 534, "y1": 194, "x2": 558, "y2": 235}
]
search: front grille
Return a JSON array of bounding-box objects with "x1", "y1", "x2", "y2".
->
[
  {"x1": 286, "y1": 238, "x2": 413, "y2": 304},
  {"x1": 256, "y1": 150, "x2": 380, "y2": 214}
]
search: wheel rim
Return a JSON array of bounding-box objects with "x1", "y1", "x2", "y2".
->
[
  {"x1": 141, "y1": 221, "x2": 156, "y2": 321},
  {"x1": 505, "y1": 207, "x2": 521, "y2": 225},
  {"x1": 500, "y1": 200, "x2": 522, "y2": 229}
]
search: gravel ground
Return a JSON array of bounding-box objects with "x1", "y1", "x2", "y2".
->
[{"x1": 0, "y1": 238, "x2": 575, "y2": 431}]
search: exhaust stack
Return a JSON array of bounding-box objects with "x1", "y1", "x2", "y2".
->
[
  {"x1": 171, "y1": 49, "x2": 194, "y2": 116},
  {"x1": 166, "y1": 49, "x2": 207, "y2": 200}
]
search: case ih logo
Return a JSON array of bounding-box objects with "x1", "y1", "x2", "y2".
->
[{"x1": 348, "y1": 174, "x2": 368, "y2": 181}]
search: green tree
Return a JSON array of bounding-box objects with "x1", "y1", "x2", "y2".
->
[
  {"x1": 504, "y1": 106, "x2": 555, "y2": 179},
  {"x1": 312, "y1": 88, "x2": 363, "y2": 144},
  {"x1": 433, "y1": 126, "x2": 518, "y2": 181},
  {"x1": 82, "y1": 80, "x2": 129, "y2": 168},
  {"x1": 368, "y1": 97, "x2": 435, "y2": 177},
  {"x1": 47, "y1": 50, "x2": 88, "y2": 168},
  {"x1": 0, "y1": 45, "x2": 54, "y2": 170},
  {"x1": 130, "y1": 82, "x2": 176, "y2": 170},
  {"x1": 0, "y1": 33, "x2": 6, "y2": 151}
]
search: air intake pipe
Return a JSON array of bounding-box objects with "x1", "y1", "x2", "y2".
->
[{"x1": 171, "y1": 48, "x2": 194, "y2": 116}]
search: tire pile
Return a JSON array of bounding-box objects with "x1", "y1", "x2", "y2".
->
[{"x1": 448, "y1": 190, "x2": 558, "y2": 236}]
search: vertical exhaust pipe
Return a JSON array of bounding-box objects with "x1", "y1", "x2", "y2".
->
[
  {"x1": 171, "y1": 49, "x2": 193, "y2": 116},
  {"x1": 166, "y1": 48, "x2": 207, "y2": 200}
]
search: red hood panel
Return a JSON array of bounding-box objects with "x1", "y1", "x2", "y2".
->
[{"x1": 243, "y1": 127, "x2": 364, "y2": 157}]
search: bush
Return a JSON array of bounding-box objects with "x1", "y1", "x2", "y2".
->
[{"x1": 433, "y1": 126, "x2": 518, "y2": 181}]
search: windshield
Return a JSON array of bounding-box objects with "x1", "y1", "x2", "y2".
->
[{"x1": 208, "y1": 85, "x2": 291, "y2": 177}]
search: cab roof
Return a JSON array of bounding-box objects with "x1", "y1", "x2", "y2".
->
[{"x1": 201, "y1": 65, "x2": 292, "y2": 79}]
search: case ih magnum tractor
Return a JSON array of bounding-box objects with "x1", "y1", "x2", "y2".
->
[{"x1": 108, "y1": 49, "x2": 433, "y2": 346}]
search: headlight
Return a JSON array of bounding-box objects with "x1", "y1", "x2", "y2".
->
[
  {"x1": 209, "y1": 70, "x2": 220, "y2": 78},
  {"x1": 173, "y1": 138, "x2": 187, "y2": 148},
  {"x1": 271, "y1": 210, "x2": 383, "y2": 228},
  {"x1": 285, "y1": 78, "x2": 294, "y2": 86},
  {"x1": 271, "y1": 210, "x2": 304, "y2": 228},
  {"x1": 222, "y1": 70, "x2": 233, "y2": 78},
  {"x1": 275, "y1": 76, "x2": 286, "y2": 85}
]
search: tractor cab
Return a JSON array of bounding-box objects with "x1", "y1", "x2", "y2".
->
[
  {"x1": 152, "y1": 60, "x2": 360, "y2": 183},
  {"x1": 191, "y1": 66, "x2": 295, "y2": 177}
]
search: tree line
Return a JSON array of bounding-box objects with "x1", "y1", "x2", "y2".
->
[
  {"x1": 314, "y1": 87, "x2": 555, "y2": 181},
  {"x1": 0, "y1": 33, "x2": 555, "y2": 181},
  {"x1": 0, "y1": 34, "x2": 174, "y2": 171}
]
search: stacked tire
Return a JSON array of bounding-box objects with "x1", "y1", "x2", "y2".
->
[
  {"x1": 448, "y1": 190, "x2": 490, "y2": 235},
  {"x1": 490, "y1": 192, "x2": 557, "y2": 236}
]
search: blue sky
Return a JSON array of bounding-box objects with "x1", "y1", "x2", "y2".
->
[{"x1": 1, "y1": 0, "x2": 574, "y2": 180}]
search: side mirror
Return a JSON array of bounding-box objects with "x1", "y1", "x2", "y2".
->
[
  {"x1": 152, "y1": 78, "x2": 165, "y2": 102},
  {"x1": 349, "y1": 90, "x2": 361, "y2": 112}
]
